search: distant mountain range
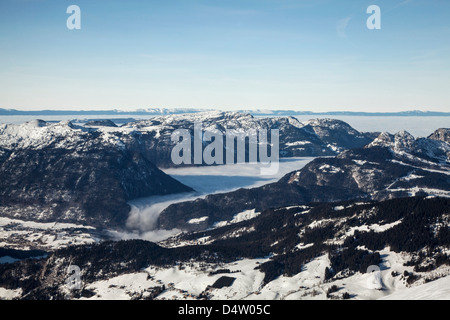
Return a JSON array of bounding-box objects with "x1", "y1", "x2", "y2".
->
[{"x1": 1, "y1": 107, "x2": 449, "y2": 117}]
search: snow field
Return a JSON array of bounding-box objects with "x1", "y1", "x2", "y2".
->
[
  {"x1": 0, "y1": 217, "x2": 97, "y2": 250},
  {"x1": 81, "y1": 248, "x2": 450, "y2": 300}
]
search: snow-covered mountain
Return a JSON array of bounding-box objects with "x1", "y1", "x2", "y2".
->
[
  {"x1": 428, "y1": 128, "x2": 450, "y2": 144},
  {"x1": 158, "y1": 130, "x2": 450, "y2": 232},
  {"x1": 368, "y1": 130, "x2": 450, "y2": 164},
  {"x1": 0, "y1": 112, "x2": 377, "y2": 227},
  {"x1": 1, "y1": 113, "x2": 449, "y2": 300},
  {"x1": 105, "y1": 111, "x2": 377, "y2": 167},
  {"x1": 0, "y1": 120, "x2": 192, "y2": 228},
  {"x1": 2, "y1": 107, "x2": 449, "y2": 117},
  {"x1": 0, "y1": 112, "x2": 378, "y2": 166},
  {"x1": 0, "y1": 112, "x2": 379, "y2": 231},
  {"x1": 301, "y1": 118, "x2": 377, "y2": 150}
]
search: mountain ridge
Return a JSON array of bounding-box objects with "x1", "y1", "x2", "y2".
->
[
  {"x1": 0, "y1": 120, "x2": 193, "y2": 228},
  {"x1": 157, "y1": 130, "x2": 450, "y2": 232},
  {"x1": 2, "y1": 107, "x2": 450, "y2": 117}
]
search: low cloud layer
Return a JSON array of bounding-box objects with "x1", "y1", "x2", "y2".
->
[{"x1": 122, "y1": 158, "x2": 315, "y2": 242}]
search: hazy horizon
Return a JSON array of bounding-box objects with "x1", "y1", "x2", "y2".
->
[{"x1": 1, "y1": 0, "x2": 449, "y2": 112}]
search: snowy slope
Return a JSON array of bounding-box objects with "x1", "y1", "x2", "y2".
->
[
  {"x1": 380, "y1": 275, "x2": 450, "y2": 300},
  {"x1": 1, "y1": 197, "x2": 450, "y2": 300}
]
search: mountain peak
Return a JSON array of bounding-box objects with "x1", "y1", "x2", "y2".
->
[
  {"x1": 394, "y1": 130, "x2": 415, "y2": 150},
  {"x1": 302, "y1": 118, "x2": 352, "y2": 128},
  {"x1": 428, "y1": 128, "x2": 450, "y2": 143},
  {"x1": 368, "y1": 130, "x2": 415, "y2": 153}
]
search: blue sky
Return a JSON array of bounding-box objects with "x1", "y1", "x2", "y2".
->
[{"x1": 0, "y1": 0, "x2": 449, "y2": 112}]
